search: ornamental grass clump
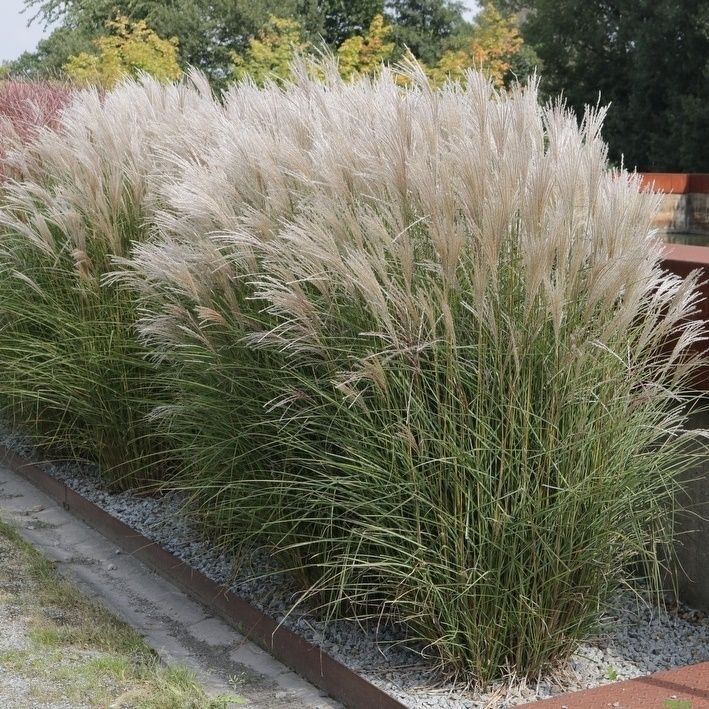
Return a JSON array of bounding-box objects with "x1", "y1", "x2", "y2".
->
[
  {"x1": 125, "y1": 65, "x2": 707, "y2": 681},
  {"x1": 0, "y1": 74, "x2": 219, "y2": 487},
  {"x1": 0, "y1": 80, "x2": 71, "y2": 177}
]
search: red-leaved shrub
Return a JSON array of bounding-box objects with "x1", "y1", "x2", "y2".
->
[{"x1": 0, "y1": 80, "x2": 71, "y2": 176}]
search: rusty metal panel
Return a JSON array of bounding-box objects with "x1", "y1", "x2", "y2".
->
[{"x1": 523, "y1": 661, "x2": 709, "y2": 708}]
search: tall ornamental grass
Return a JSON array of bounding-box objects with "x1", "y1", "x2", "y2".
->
[
  {"x1": 0, "y1": 75, "x2": 219, "y2": 486},
  {"x1": 122, "y1": 66, "x2": 707, "y2": 681},
  {"x1": 0, "y1": 80, "x2": 71, "y2": 177}
]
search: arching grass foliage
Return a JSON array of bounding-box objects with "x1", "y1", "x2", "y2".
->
[{"x1": 0, "y1": 65, "x2": 706, "y2": 681}]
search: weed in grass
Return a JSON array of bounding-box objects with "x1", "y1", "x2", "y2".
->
[
  {"x1": 28, "y1": 623, "x2": 63, "y2": 647},
  {"x1": 663, "y1": 700, "x2": 693, "y2": 709}
]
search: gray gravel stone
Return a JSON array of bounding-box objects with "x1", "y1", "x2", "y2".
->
[{"x1": 1, "y1": 425, "x2": 708, "y2": 708}]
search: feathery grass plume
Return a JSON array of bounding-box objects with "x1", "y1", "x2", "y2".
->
[
  {"x1": 123, "y1": 63, "x2": 706, "y2": 681},
  {"x1": 0, "y1": 80, "x2": 71, "y2": 178},
  {"x1": 0, "y1": 73, "x2": 220, "y2": 487}
]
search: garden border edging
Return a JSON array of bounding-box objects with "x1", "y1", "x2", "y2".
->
[
  {"x1": 521, "y1": 661, "x2": 709, "y2": 708},
  {"x1": 0, "y1": 443, "x2": 405, "y2": 709},
  {"x1": 4, "y1": 440, "x2": 709, "y2": 709}
]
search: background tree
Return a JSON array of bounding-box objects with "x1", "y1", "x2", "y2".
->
[
  {"x1": 300, "y1": 0, "x2": 385, "y2": 47},
  {"x1": 145, "y1": 1, "x2": 312, "y2": 85},
  {"x1": 19, "y1": 0, "x2": 308, "y2": 85},
  {"x1": 134, "y1": 0, "x2": 255, "y2": 83},
  {"x1": 492, "y1": 0, "x2": 529, "y2": 13},
  {"x1": 337, "y1": 14, "x2": 395, "y2": 79},
  {"x1": 64, "y1": 16, "x2": 182, "y2": 86},
  {"x1": 385, "y1": 0, "x2": 470, "y2": 65},
  {"x1": 230, "y1": 16, "x2": 309, "y2": 85},
  {"x1": 430, "y1": 1, "x2": 526, "y2": 86},
  {"x1": 14, "y1": 0, "x2": 489, "y2": 88},
  {"x1": 11, "y1": 26, "x2": 97, "y2": 79},
  {"x1": 519, "y1": 0, "x2": 709, "y2": 172}
]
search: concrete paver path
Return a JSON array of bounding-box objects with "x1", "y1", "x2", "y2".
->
[{"x1": 0, "y1": 463, "x2": 339, "y2": 708}]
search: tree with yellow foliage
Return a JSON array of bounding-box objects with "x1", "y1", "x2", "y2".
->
[
  {"x1": 337, "y1": 14, "x2": 395, "y2": 80},
  {"x1": 429, "y1": 1, "x2": 523, "y2": 87},
  {"x1": 64, "y1": 17, "x2": 181, "y2": 88},
  {"x1": 231, "y1": 17, "x2": 309, "y2": 86}
]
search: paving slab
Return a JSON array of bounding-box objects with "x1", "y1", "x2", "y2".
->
[{"x1": 0, "y1": 464, "x2": 339, "y2": 708}]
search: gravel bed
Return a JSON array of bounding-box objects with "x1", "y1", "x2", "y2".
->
[{"x1": 1, "y1": 427, "x2": 708, "y2": 708}]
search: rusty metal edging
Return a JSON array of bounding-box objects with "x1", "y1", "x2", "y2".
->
[
  {"x1": 520, "y1": 661, "x2": 709, "y2": 708},
  {"x1": 0, "y1": 444, "x2": 406, "y2": 709}
]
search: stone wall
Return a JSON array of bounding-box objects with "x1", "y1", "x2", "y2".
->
[
  {"x1": 661, "y1": 245, "x2": 709, "y2": 610},
  {"x1": 641, "y1": 173, "x2": 709, "y2": 235},
  {"x1": 655, "y1": 193, "x2": 709, "y2": 234},
  {"x1": 674, "y1": 405, "x2": 709, "y2": 612}
]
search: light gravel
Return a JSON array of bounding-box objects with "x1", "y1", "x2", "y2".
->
[
  {"x1": 0, "y1": 607, "x2": 39, "y2": 709},
  {"x1": 0, "y1": 525, "x2": 91, "y2": 709},
  {"x1": 2, "y1": 427, "x2": 708, "y2": 708},
  {"x1": 0, "y1": 603, "x2": 88, "y2": 709}
]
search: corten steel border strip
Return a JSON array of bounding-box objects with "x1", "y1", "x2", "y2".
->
[
  {"x1": 660, "y1": 246, "x2": 709, "y2": 391},
  {"x1": 519, "y1": 661, "x2": 709, "y2": 708},
  {"x1": 639, "y1": 172, "x2": 709, "y2": 195},
  {"x1": 662, "y1": 243, "x2": 709, "y2": 272},
  {"x1": 0, "y1": 444, "x2": 406, "y2": 709},
  {"x1": 661, "y1": 245, "x2": 709, "y2": 322}
]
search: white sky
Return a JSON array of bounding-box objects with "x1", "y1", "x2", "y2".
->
[
  {"x1": 463, "y1": 1, "x2": 481, "y2": 21},
  {"x1": 0, "y1": 0, "x2": 51, "y2": 62},
  {"x1": 0, "y1": 0, "x2": 482, "y2": 63}
]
